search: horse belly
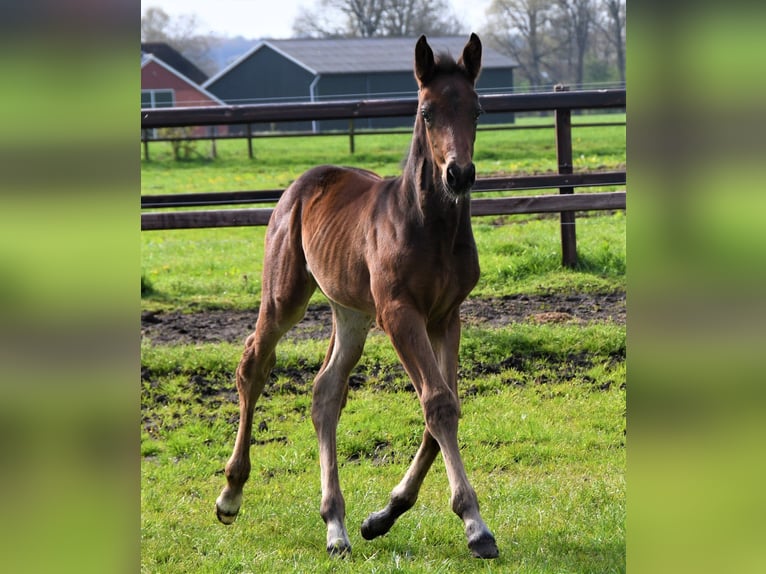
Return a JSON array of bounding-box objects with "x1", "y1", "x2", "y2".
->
[
  {"x1": 302, "y1": 213, "x2": 375, "y2": 314},
  {"x1": 307, "y1": 251, "x2": 374, "y2": 313}
]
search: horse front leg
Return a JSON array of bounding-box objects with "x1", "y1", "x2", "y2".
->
[
  {"x1": 371, "y1": 303, "x2": 498, "y2": 558},
  {"x1": 312, "y1": 305, "x2": 371, "y2": 556},
  {"x1": 361, "y1": 428, "x2": 440, "y2": 539},
  {"x1": 361, "y1": 313, "x2": 457, "y2": 539},
  {"x1": 430, "y1": 309, "x2": 499, "y2": 559}
]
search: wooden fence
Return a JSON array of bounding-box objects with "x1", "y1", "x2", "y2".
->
[{"x1": 141, "y1": 87, "x2": 626, "y2": 267}]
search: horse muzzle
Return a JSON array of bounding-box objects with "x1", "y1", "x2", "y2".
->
[{"x1": 444, "y1": 161, "x2": 476, "y2": 196}]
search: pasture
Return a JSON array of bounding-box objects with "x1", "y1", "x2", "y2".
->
[{"x1": 141, "y1": 116, "x2": 626, "y2": 572}]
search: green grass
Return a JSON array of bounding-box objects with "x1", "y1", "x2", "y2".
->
[
  {"x1": 141, "y1": 211, "x2": 625, "y2": 311},
  {"x1": 141, "y1": 114, "x2": 625, "y2": 312},
  {"x1": 141, "y1": 119, "x2": 625, "y2": 572},
  {"x1": 141, "y1": 114, "x2": 625, "y2": 195},
  {"x1": 142, "y1": 324, "x2": 625, "y2": 573}
]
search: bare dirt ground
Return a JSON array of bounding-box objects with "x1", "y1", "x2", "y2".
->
[{"x1": 141, "y1": 292, "x2": 625, "y2": 347}]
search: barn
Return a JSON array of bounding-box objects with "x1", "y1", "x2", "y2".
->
[
  {"x1": 141, "y1": 43, "x2": 227, "y2": 137},
  {"x1": 203, "y1": 37, "x2": 517, "y2": 132}
]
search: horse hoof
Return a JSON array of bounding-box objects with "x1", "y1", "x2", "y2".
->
[
  {"x1": 327, "y1": 539, "x2": 351, "y2": 557},
  {"x1": 361, "y1": 511, "x2": 392, "y2": 540},
  {"x1": 215, "y1": 503, "x2": 239, "y2": 525},
  {"x1": 360, "y1": 516, "x2": 377, "y2": 540},
  {"x1": 216, "y1": 506, "x2": 239, "y2": 524},
  {"x1": 468, "y1": 532, "x2": 499, "y2": 559},
  {"x1": 215, "y1": 491, "x2": 242, "y2": 525}
]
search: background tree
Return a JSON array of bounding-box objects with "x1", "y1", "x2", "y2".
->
[
  {"x1": 596, "y1": 0, "x2": 626, "y2": 84},
  {"x1": 141, "y1": 7, "x2": 219, "y2": 76},
  {"x1": 487, "y1": 0, "x2": 556, "y2": 90},
  {"x1": 553, "y1": 0, "x2": 596, "y2": 88},
  {"x1": 141, "y1": 7, "x2": 171, "y2": 41},
  {"x1": 486, "y1": 0, "x2": 624, "y2": 90},
  {"x1": 379, "y1": 0, "x2": 463, "y2": 36},
  {"x1": 293, "y1": 0, "x2": 463, "y2": 38}
]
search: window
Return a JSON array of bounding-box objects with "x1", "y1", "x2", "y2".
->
[
  {"x1": 141, "y1": 89, "x2": 175, "y2": 109},
  {"x1": 141, "y1": 89, "x2": 176, "y2": 139}
]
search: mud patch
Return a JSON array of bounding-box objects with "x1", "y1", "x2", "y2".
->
[{"x1": 141, "y1": 292, "x2": 625, "y2": 347}]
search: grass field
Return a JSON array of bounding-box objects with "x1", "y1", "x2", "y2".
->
[
  {"x1": 141, "y1": 113, "x2": 625, "y2": 194},
  {"x1": 141, "y1": 117, "x2": 626, "y2": 572},
  {"x1": 141, "y1": 325, "x2": 625, "y2": 573},
  {"x1": 141, "y1": 212, "x2": 625, "y2": 312}
]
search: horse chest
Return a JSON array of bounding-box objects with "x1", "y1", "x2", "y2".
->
[{"x1": 397, "y1": 238, "x2": 479, "y2": 316}]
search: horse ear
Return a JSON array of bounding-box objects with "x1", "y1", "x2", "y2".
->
[
  {"x1": 414, "y1": 35, "x2": 435, "y2": 86},
  {"x1": 459, "y1": 33, "x2": 482, "y2": 84}
]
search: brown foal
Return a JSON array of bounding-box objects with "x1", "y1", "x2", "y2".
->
[{"x1": 215, "y1": 33, "x2": 499, "y2": 559}]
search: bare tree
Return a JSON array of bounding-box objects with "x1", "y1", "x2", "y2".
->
[
  {"x1": 487, "y1": 0, "x2": 556, "y2": 89},
  {"x1": 293, "y1": 4, "x2": 347, "y2": 38},
  {"x1": 380, "y1": 0, "x2": 463, "y2": 36},
  {"x1": 554, "y1": 0, "x2": 596, "y2": 88},
  {"x1": 346, "y1": 0, "x2": 387, "y2": 37},
  {"x1": 293, "y1": 0, "x2": 462, "y2": 38},
  {"x1": 487, "y1": 0, "x2": 623, "y2": 89},
  {"x1": 596, "y1": 0, "x2": 625, "y2": 84},
  {"x1": 141, "y1": 7, "x2": 171, "y2": 41},
  {"x1": 293, "y1": 0, "x2": 383, "y2": 37}
]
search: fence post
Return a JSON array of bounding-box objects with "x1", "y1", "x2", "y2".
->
[
  {"x1": 142, "y1": 129, "x2": 150, "y2": 161},
  {"x1": 349, "y1": 119, "x2": 355, "y2": 154},
  {"x1": 555, "y1": 84, "x2": 577, "y2": 268},
  {"x1": 210, "y1": 126, "x2": 217, "y2": 159},
  {"x1": 247, "y1": 123, "x2": 254, "y2": 159}
]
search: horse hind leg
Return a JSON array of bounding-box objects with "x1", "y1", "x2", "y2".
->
[
  {"x1": 216, "y1": 216, "x2": 316, "y2": 525},
  {"x1": 312, "y1": 304, "x2": 371, "y2": 556},
  {"x1": 215, "y1": 325, "x2": 278, "y2": 524}
]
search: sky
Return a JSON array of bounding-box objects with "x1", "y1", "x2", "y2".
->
[{"x1": 141, "y1": 0, "x2": 493, "y2": 40}]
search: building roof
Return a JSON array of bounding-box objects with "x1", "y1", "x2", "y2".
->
[
  {"x1": 141, "y1": 42, "x2": 208, "y2": 85},
  {"x1": 205, "y1": 36, "x2": 516, "y2": 87}
]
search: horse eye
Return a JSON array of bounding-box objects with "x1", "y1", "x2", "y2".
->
[
  {"x1": 421, "y1": 107, "x2": 433, "y2": 125},
  {"x1": 474, "y1": 107, "x2": 484, "y2": 121}
]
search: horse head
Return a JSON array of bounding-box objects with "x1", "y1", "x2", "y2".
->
[{"x1": 414, "y1": 33, "x2": 483, "y2": 198}]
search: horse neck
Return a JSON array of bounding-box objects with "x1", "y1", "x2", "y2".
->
[{"x1": 403, "y1": 117, "x2": 431, "y2": 195}]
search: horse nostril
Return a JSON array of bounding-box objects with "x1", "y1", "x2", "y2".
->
[
  {"x1": 466, "y1": 163, "x2": 476, "y2": 185},
  {"x1": 446, "y1": 163, "x2": 459, "y2": 188}
]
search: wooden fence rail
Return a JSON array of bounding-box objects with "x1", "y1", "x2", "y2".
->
[
  {"x1": 141, "y1": 89, "x2": 624, "y2": 128},
  {"x1": 141, "y1": 192, "x2": 625, "y2": 232},
  {"x1": 141, "y1": 171, "x2": 626, "y2": 209},
  {"x1": 141, "y1": 88, "x2": 626, "y2": 267}
]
